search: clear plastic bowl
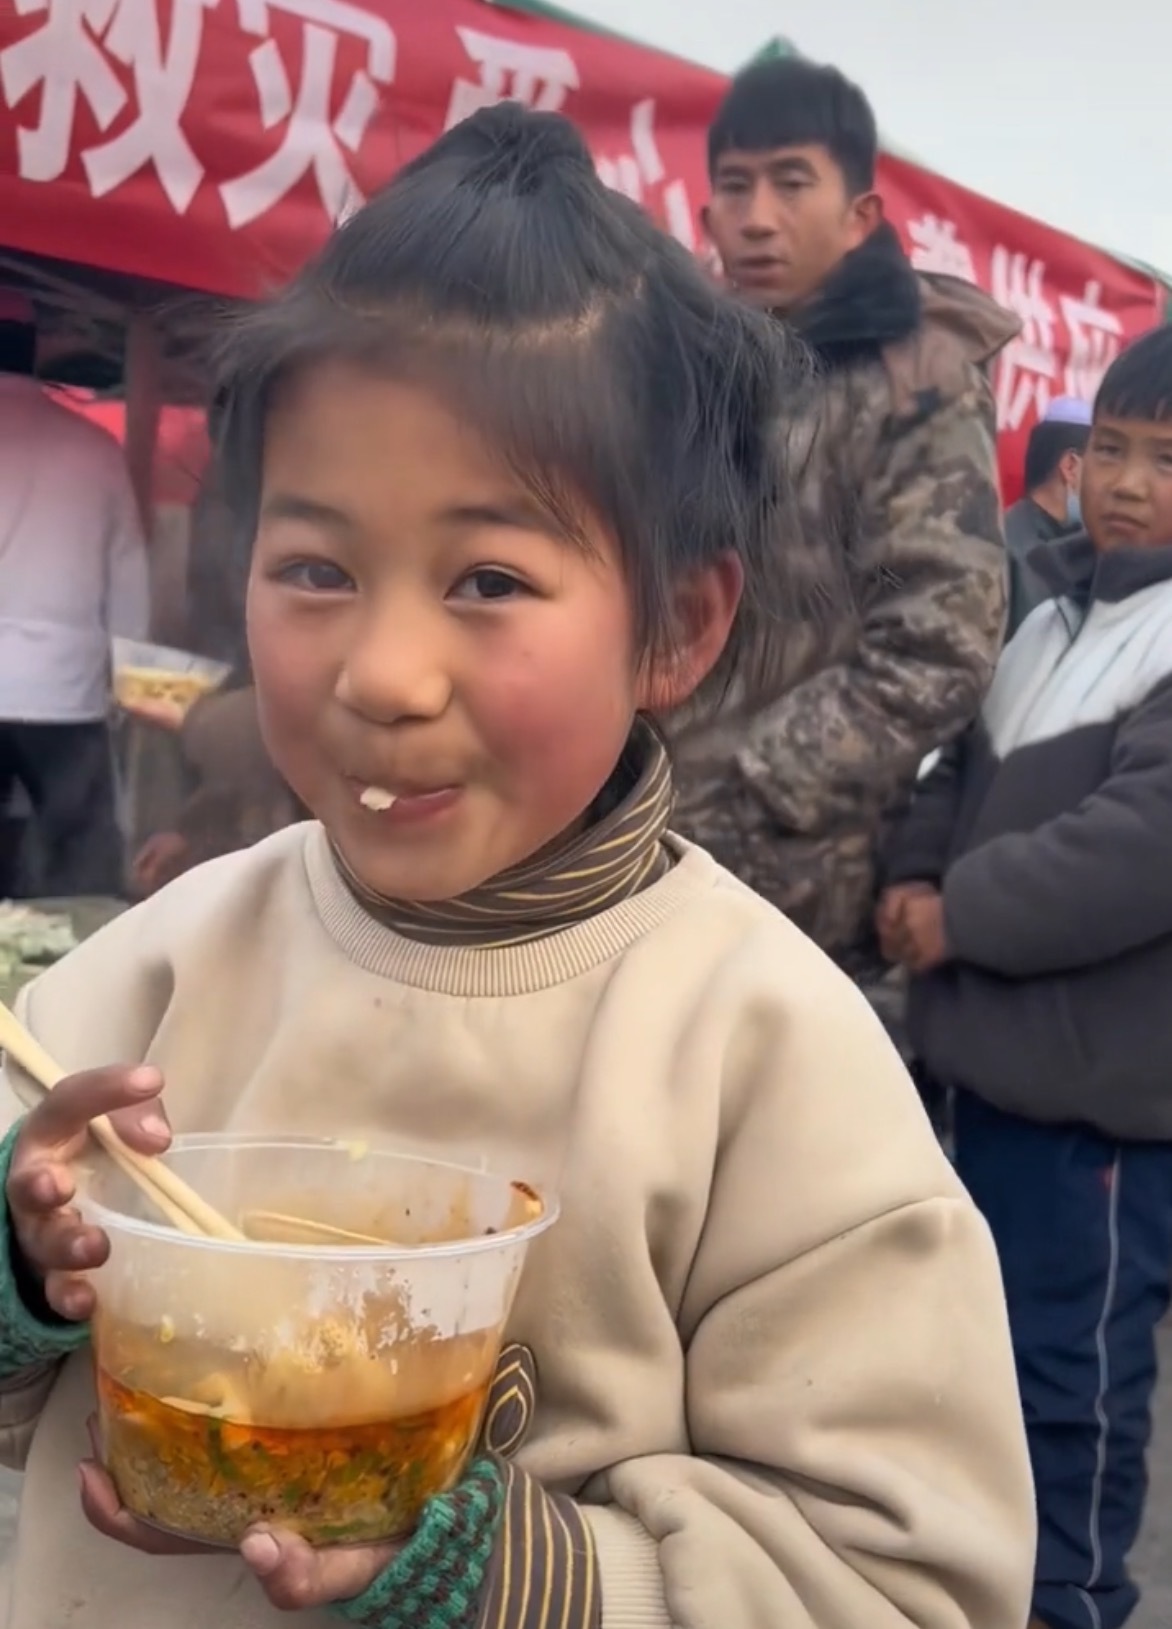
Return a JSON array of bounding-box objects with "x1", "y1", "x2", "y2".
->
[{"x1": 80, "y1": 1135, "x2": 555, "y2": 1548}]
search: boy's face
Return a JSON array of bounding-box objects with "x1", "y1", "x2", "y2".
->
[
  {"x1": 246, "y1": 364, "x2": 726, "y2": 902},
  {"x1": 702, "y1": 143, "x2": 879, "y2": 314},
  {"x1": 1081, "y1": 412, "x2": 1172, "y2": 551}
]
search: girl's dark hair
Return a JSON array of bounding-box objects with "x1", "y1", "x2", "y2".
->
[
  {"x1": 708, "y1": 59, "x2": 878, "y2": 197},
  {"x1": 1095, "y1": 326, "x2": 1172, "y2": 426},
  {"x1": 213, "y1": 103, "x2": 850, "y2": 714}
]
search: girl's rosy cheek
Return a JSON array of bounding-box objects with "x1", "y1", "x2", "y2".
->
[
  {"x1": 251, "y1": 647, "x2": 303, "y2": 726},
  {"x1": 476, "y1": 633, "x2": 591, "y2": 735},
  {"x1": 250, "y1": 602, "x2": 327, "y2": 707},
  {"x1": 474, "y1": 651, "x2": 633, "y2": 793}
]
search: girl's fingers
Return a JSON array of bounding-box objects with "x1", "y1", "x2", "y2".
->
[
  {"x1": 18, "y1": 1066, "x2": 163, "y2": 1154},
  {"x1": 6, "y1": 1160, "x2": 75, "y2": 1217},
  {"x1": 44, "y1": 1271, "x2": 96, "y2": 1323},
  {"x1": 15, "y1": 1204, "x2": 108, "y2": 1278},
  {"x1": 8, "y1": 1067, "x2": 169, "y2": 1279},
  {"x1": 78, "y1": 1461, "x2": 213, "y2": 1555},
  {"x1": 240, "y1": 1525, "x2": 397, "y2": 1611},
  {"x1": 108, "y1": 1096, "x2": 172, "y2": 1156}
]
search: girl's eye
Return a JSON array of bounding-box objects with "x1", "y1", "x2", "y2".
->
[
  {"x1": 276, "y1": 559, "x2": 354, "y2": 592},
  {"x1": 451, "y1": 568, "x2": 528, "y2": 603}
]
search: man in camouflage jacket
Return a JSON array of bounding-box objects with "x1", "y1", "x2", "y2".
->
[{"x1": 675, "y1": 57, "x2": 1018, "y2": 981}]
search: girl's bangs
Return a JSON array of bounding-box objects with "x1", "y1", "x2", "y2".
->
[{"x1": 218, "y1": 295, "x2": 635, "y2": 551}]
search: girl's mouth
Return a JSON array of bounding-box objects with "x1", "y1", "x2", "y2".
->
[
  {"x1": 351, "y1": 782, "x2": 461, "y2": 825},
  {"x1": 358, "y1": 786, "x2": 396, "y2": 812}
]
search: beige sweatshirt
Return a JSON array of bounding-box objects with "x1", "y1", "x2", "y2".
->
[{"x1": 0, "y1": 825, "x2": 1035, "y2": 1629}]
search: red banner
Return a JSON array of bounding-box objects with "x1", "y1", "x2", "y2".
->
[
  {"x1": 879, "y1": 155, "x2": 1161, "y2": 502},
  {"x1": 0, "y1": 0, "x2": 720, "y2": 295},
  {"x1": 0, "y1": 0, "x2": 1162, "y2": 498}
]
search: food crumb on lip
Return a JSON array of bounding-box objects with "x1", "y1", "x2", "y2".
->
[{"x1": 359, "y1": 787, "x2": 397, "y2": 812}]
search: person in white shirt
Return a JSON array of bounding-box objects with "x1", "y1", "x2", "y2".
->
[{"x1": 0, "y1": 291, "x2": 149, "y2": 898}]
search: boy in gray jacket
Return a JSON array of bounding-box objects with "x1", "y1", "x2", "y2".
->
[{"x1": 881, "y1": 325, "x2": 1172, "y2": 1629}]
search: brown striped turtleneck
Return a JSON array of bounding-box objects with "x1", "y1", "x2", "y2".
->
[{"x1": 332, "y1": 717, "x2": 673, "y2": 948}]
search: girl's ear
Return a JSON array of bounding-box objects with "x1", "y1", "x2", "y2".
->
[{"x1": 637, "y1": 553, "x2": 744, "y2": 712}]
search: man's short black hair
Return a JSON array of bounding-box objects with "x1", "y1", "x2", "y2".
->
[
  {"x1": 0, "y1": 320, "x2": 36, "y2": 377},
  {"x1": 1023, "y1": 419, "x2": 1090, "y2": 493},
  {"x1": 1095, "y1": 325, "x2": 1172, "y2": 425},
  {"x1": 707, "y1": 57, "x2": 878, "y2": 196}
]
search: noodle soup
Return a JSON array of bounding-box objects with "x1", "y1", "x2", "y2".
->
[
  {"x1": 81, "y1": 1137, "x2": 556, "y2": 1548},
  {"x1": 94, "y1": 1315, "x2": 497, "y2": 1545}
]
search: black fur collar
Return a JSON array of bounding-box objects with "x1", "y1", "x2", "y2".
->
[{"x1": 791, "y1": 221, "x2": 922, "y2": 370}]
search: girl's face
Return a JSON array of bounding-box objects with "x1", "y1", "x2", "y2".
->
[{"x1": 248, "y1": 363, "x2": 677, "y2": 901}]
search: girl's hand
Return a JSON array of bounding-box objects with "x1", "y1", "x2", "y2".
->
[
  {"x1": 78, "y1": 1448, "x2": 398, "y2": 1609},
  {"x1": 5, "y1": 1065, "x2": 171, "y2": 1321},
  {"x1": 241, "y1": 1526, "x2": 399, "y2": 1610}
]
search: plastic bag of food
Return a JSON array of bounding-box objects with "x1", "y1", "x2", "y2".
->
[{"x1": 112, "y1": 639, "x2": 231, "y2": 730}]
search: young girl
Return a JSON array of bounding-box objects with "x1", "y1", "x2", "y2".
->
[{"x1": 0, "y1": 107, "x2": 1033, "y2": 1629}]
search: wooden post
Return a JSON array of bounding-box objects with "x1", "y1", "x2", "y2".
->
[
  {"x1": 123, "y1": 312, "x2": 161, "y2": 542},
  {"x1": 120, "y1": 312, "x2": 163, "y2": 854}
]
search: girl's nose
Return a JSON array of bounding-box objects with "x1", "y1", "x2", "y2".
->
[{"x1": 335, "y1": 619, "x2": 452, "y2": 724}]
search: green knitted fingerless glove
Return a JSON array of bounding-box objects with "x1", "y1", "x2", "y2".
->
[
  {"x1": 0, "y1": 1120, "x2": 89, "y2": 1373},
  {"x1": 333, "y1": 1457, "x2": 505, "y2": 1629},
  {"x1": 333, "y1": 1455, "x2": 602, "y2": 1629}
]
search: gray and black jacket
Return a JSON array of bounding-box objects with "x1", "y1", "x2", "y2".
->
[
  {"x1": 885, "y1": 532, "x2": 1172, "y2": 1140},
  {"x1": 1002, "y1": 495, "x2": 1075, "y2": 635}
]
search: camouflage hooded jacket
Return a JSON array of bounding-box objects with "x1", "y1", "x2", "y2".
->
[{"x1": 673, "y1": 223, "x2": 1020, "y2": 973}]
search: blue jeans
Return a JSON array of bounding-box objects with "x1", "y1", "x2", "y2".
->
[{"x1": 954, "y1": 1092, "x2": 1172, "y2": 1629}]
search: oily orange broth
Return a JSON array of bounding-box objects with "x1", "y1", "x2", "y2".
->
[
  {"x1": 88, "y1": 1174, "x2": 542, "y2": 1546},
  {"x1": 93, "y1": 1315, "x2": 498, "y2": 1547}
]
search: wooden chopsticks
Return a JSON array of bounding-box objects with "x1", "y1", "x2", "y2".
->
[{"x1": 0, "y1": 1001, "x2": 243, "y2": 1242}]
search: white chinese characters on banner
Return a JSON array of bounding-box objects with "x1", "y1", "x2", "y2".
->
[
  {"x1": 1, "y1": 0, "x2": 128, "y2": 185},
  {"x1": 906, "y1": 214, "x2": 977, "y2": 284},
  {"x1": 83, "y1": 0, "x2": 212, "y2": 213},
  {"x1": 445, "y1": 27, "x2": 578, "y2": 130},
  {"x1": 0, "y1": 0, "x2": 394, "y2": 228},
  {"x1": 0, "y1": 0, "x2": 1150, "y2": 384},
  {"x1": 1060, "y1": 280, "x2": 1123, "y2": 401},
  {"x1": 443, "y1": 33, "x2": 695, "y2": 251},
  {"x1": 595, "y1": 98, "x2": 695, "y2": 252},
  {"x1": 220, "y1": 0, "x2": 395, "y2": 230},
  {"x1": 990, "y1": 247, "x2": 1059, "y2": 432}
]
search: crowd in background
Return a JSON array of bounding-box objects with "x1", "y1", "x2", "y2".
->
[{"x1": 2, "y1": 49, "x2": 1171, "y2": 1629}]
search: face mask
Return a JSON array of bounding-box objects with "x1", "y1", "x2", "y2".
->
[{"x1": 1065, "y1": 487, "x2": 1082, "y2": 527}]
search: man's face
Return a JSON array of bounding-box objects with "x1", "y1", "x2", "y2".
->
[
  {"x1": 1081, "y1": 414, "x2": 1172, "y2": 551},
  {"x1": 703, "y1": 143, "x2": 879, "y2": 313}
]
